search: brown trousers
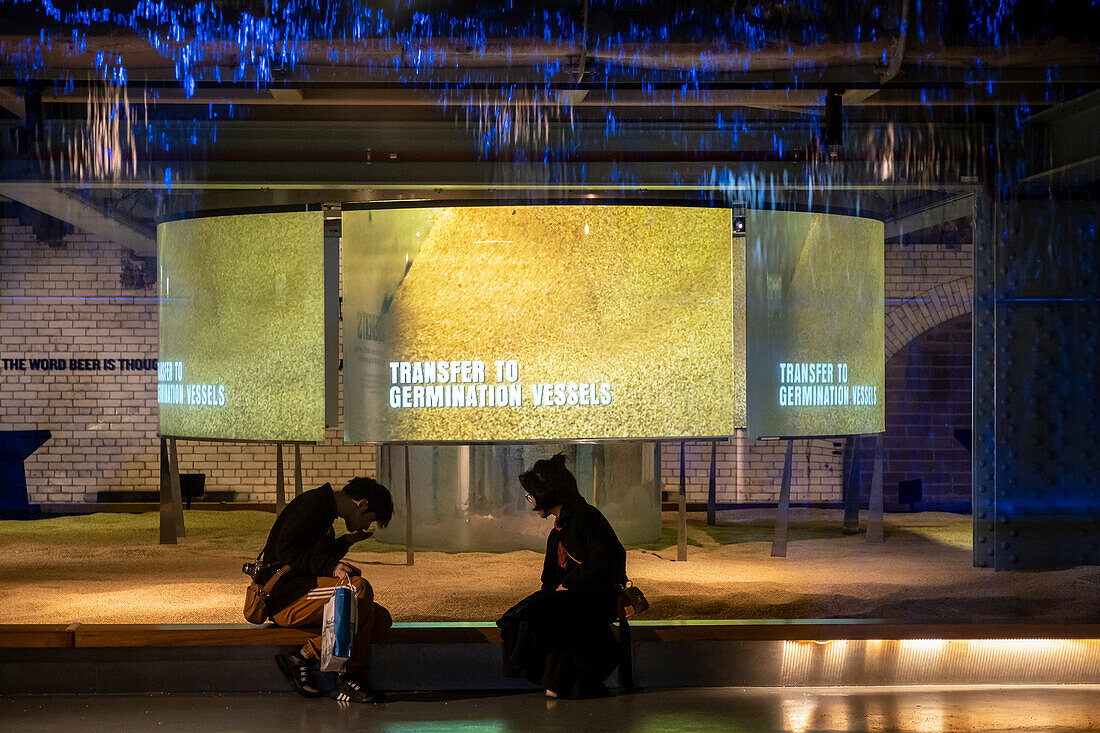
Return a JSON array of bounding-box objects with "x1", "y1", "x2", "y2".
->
[{"x1": 271, "y1": 575, "x2": 392, "y2": 674}]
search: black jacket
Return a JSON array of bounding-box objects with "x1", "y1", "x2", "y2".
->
[
  {"x1": 540, "y1": 498, "x2": 628, "y2": 593},
  {"x1": 258, "y1": 483, "x2": 356, "y2": 617}
]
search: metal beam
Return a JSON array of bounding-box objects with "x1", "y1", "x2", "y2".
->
[
  {"x1": 1022, "y1": 90, "x2": 1100, "y2": 184},
  {"x1": 0, "y1": 86, "x2": 24, "y2": 117},
  {"x1": 884, "y1": 193, "x2": 975, "y2": 240},
  {"x1": 0, "y1": 184, "x2": 155, "y2": 254},
  {"x1": 0, "y1": 178, "x2": 985, "y2": 193},
  {"x1": 33, "y1": 86, "x2": 829, "y2": 109}
]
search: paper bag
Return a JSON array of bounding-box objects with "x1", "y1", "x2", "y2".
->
[{"x1": 320, "y1": 584, "x2": 358, "y2": 672}]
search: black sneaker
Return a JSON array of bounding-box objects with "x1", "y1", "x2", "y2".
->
[
  {"x1": 275, "y1": 652, "x2": 323, "y2": 698},
  {"x1": 330, "y1": 674, "x2": 386, "y2": 704}
]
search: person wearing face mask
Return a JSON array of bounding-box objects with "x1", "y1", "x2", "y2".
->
[{"x1": 497, "y1": 453, "x2": 628, "y2": 699}]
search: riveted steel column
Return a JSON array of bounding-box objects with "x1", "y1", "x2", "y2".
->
[
  {"x1": 994, "y1": 197, "x2": 1100, "y2": 570},
  {"x1": 987, "y1": 98, "x2": 1100, "y2": 570},
  {"x1": 972, "y1": 192, "x2": 997, "y2": 567}
]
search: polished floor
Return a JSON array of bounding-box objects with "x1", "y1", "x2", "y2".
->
[{"x1": 2, "y1": 686, "x2": 1098, "y2": 732}]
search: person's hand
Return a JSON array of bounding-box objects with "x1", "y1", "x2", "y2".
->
[
  {"x1": 334, "y1": 562, "x2": 361, "y2": 580},
  {"x1": 344, "y1": 529, "x2": 374, "y2": 545}
]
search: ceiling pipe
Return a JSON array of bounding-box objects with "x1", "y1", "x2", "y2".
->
[
  {"x1": 0, "y1": 183, "x2": 155, "y2": 254},
  {"x1": 876, "y1": 0, "x2": 911, "y2": 84},
  {"x1": 574, "y1": 0, "x2": 589, "y2": 85},
  {"x1": 845, "y1": 0, "x2": 910, "y2": 109}
]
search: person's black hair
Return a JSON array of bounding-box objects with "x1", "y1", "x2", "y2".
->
[
  {"x1": 342, "y1": 477, "x2": 394, "y2": 527},
  {"x1": 519, "y1": 453, "x2": 580, "y2": 512}
]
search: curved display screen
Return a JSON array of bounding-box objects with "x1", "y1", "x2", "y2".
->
[
  {"x1": 157, "y1": 210, "x2": 327, "y2": 442},
  {"x1": 342, "y1": 204, "x2": 746, "y2": 442},
  {"x1": 746, "y1": 209, "x2": 885, "y2": 438}
]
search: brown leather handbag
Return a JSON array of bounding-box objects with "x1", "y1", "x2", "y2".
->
[
  {"x1": 243, "y1": 563, "x2": 291, "y2": 624},
  {"x1": 617, "y1": 581, "x2": 649, "y2": 619}
]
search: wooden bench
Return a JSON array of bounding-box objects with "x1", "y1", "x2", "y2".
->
[
  {"x1": 69, "y1": 622, "x2": 503, "y2": 648},
  {"x1": 0, "y1": 623, "x2": 80, "y2": 648}
]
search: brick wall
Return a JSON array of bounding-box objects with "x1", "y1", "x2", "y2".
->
[
  {"x1": 659, "y1": 436, "x2": 845, "y2": 504},
  {"x1": 885, "y1": 240, "x2": 973, "y2": 305},
  {"x1": 659, "y1": 234, "x2": 974, "y2": 504},
  {"x1": 0, "y1": 221, "x2": 159, "y2": 502},
  {"x1": 2, "y1": 216, "x2": 972, "y2": 507},
  {"x1": 855, "y1": 314, "x2": 973, "y2": 509},
  {"x1": 0, "y1": 218, "x2": 374, "y2": 504}
]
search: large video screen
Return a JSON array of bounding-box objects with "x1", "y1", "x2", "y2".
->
[
  {"x1": 343, "y1": 204, "x2": 746, "y2": 442},
  {"x1": 157, "y1": 210, "x2": 327, "y2": 442},
  {"x1": 745, "y1": 210, "x2": 885, "y2": 438}
]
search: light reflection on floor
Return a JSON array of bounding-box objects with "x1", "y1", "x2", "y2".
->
[
  {"x1": 778, "y1": 639, "x2": 1100, "y2": 686},
  {"x1": 2, "y1": 685, "x2": 1098, "y2": 733}
]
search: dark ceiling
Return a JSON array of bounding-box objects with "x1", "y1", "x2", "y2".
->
[{"x1": 0, "y1": 0, "x2": 1097, "y2": 251}]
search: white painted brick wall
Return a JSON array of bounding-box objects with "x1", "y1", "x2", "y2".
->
[
  {"x1": 0, "y1": 218, "x2": 375, "y2": 504},
  {"x1": 660, "y1": 436, "x2": 844, "y2": 503}
]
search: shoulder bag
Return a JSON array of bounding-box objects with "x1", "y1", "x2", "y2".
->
[
  {"x1": 242, "y1": 552, "x2": 291, "y2": 624},
  {"x1": 617, "y1": 580, "x2": 649, "y2": 619}
]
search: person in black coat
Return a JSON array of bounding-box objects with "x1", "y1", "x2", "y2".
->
[
  {"x1": 497, "y1": 453, "x2": 627, "y2": 698},
  {"x1": 258, "y1": 478, "x2": 394, "y2": 704}
]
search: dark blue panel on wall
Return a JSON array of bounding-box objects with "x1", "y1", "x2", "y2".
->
[{"x1": 0, "y1": 430, "x2": 51, "y2": 513}]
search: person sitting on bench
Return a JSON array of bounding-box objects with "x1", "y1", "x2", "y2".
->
[
  {"x1": 258, "y1": 477, "x2": 394, "y2": 703},
  {"x1": 498, "y1": 453, "x2": 627, "y2": 699}
]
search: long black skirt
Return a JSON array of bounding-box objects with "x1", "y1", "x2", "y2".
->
[{"x1": 497, "y1": 588, "x2": 619, "y2": 698}]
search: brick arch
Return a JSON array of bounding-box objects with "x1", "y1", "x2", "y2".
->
[
  {"x1": 855, "y1": 311, "x2": 974, "y2": 509},
  {"x1": 884, "y1": 276, "x2": 973, "y2": 361}
]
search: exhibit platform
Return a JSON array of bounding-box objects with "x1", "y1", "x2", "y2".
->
[
  {"x1": 3, "y1": 510, "x2": 1098, "y2": 695},
  {"x1": 5, "y1": 510, "x2": 1100, "y2": 625},
  {"x1": 2, "y1": 620, "x2": 1098, "y2": 694}
]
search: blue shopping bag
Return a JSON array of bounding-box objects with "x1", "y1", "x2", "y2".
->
[{"x1": 320, "y1": 584, "x2": 358, "y2": 672}]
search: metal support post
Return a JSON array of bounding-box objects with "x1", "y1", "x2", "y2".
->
[
  {"x1": 843, "y1": 436, "x2": 861, "y2": 535},
  {"x1": 404, "y1": 445, "x2": 414, "y2": 566},
  {"x1": 294, "y1": 444, "x2": 303, "y2": 497},
  {"x1": 159, "y1": 437, "x2": 176, "y2": 545},
  {"x1": 770, "y1": 439, "x2": 794, "y2": 558},
  {"x1": 168, "y1": 437, "x2": 185, "y2": 539},
  {"x1": 706, "y1": 439, "x2": 718, "y2": 526},
  {"x1": 677, "y1": 441, "x2": 687, "y2": 562},
  {"x1": 867, "y1": 434, "x2": 884, "y2": 544},
  {"x1": 275, "y1": 443, "x2": 286, "y2": 514}
]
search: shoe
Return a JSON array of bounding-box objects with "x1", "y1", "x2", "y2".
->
[
  {"x1": 330, "y1": 674, "x2": 386, "y2": 704},
  {"x1": 275, "y1": 652, "x2": 323, "y2": 698}
]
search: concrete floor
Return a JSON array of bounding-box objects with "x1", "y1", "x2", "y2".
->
[{"x1": 2, "y1": 686, "x2": 1098, "y2": 732}]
